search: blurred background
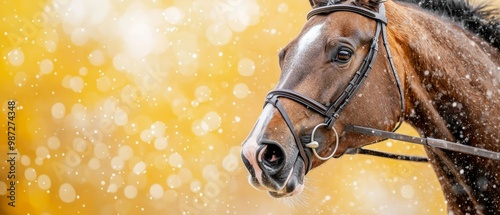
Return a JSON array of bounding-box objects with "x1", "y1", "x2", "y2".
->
[{"x1": 1, "y1": 0, "x2": 497, "y2": 214}]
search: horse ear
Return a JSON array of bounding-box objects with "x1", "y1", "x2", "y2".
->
[{"x1": 309, "y1": 0, "x2": 329, "y2": 8}]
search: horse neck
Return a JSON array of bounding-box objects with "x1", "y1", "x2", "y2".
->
[
  {"x1": 386, "y1": 1, "x2": 500, "y2": 148},
  {"x1": 385, "y1": 1, "x2": 500, "y2": 213}
]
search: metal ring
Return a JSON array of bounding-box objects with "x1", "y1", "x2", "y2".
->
[{"x1": 305, "y1": 123, "x2": 339, "y2": 161}]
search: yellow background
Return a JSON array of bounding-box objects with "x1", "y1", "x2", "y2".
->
[{"x1": 0, "y1": 0, "x2": 497, "y2": 214}]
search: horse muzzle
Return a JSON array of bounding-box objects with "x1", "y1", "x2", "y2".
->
[{"x1": 241, "y1": 139, "x2": 305, "y2": 198}]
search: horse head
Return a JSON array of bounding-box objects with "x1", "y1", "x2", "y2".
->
[{"x1": 240, "y1": 0, "x2": 405, "y2": 198}]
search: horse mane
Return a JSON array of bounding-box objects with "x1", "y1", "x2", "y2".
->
[
  {"x1": 344, "y1": 0, "x2": 500, "y2": 49},
  {"x1": 398, "y1": 0, "x2": 500, "y2": 48}
]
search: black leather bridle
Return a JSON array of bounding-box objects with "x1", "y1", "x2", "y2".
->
[{"x1": 264, "y1": 3, "x2": 500, "y2": 174}]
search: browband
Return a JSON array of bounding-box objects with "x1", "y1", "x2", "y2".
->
[{"x1": 307, "y1": 4, "x2": 388, "y2": 24}]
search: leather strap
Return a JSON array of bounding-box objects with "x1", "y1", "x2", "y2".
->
[
  {"x1": 325, "y1": 22, "x2": 382, "y2": 128},
  {"x1": 266, "y1": 95, "x2": 313, "y2": 173},
  {"x1": 307, "y1": 4, "x2": 388, "y2": 24},
  {"x1": 345, "y1": 125, "x2": 500, "y2": 160},
  {"x1": 347, "y1": 147, "x2": 429, "y2": 162}
]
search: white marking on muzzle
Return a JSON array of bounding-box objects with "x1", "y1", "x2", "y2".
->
[{"x1": 241, "y1": 104, "x2": 275, "y2": 185}]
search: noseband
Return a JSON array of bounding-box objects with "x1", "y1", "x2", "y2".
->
[{"x1": 264, "y1": 3, "x2": 500, "y2": 174}]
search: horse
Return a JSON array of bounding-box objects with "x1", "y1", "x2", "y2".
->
[{"x1": 240, "y1": 0, "x2": 500, "y2": 214}]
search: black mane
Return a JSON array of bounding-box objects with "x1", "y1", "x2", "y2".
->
[
  {"x1": 396, "y1": 0, "x2": 500, "y2": 48},
  {"x1": 315, "y1": 0, "x2": 500, "y2": 48}
]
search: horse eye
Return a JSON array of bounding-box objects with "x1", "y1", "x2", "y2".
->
[{"x1": 333, "y1": 49, "x2": 352, "y2": 63}]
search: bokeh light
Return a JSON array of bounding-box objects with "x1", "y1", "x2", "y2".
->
[{"x1": 2, "y1": 0, "x2": 497, "y2": 214}]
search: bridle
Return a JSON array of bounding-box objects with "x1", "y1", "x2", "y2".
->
[{"x1": 264, "y1": 3, "x2": 500, "y2": 174}]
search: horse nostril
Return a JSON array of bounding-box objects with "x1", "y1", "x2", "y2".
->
[
  {"x1": 263, "y1": 145, "x2": 284, "y2": 165},
  {"x1": 259, "y1": 141, "x2": 285, "y2": 174}
]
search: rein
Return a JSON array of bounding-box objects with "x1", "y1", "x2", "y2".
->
[
  {"x1": 264, "y1": 3, "x2": 500, "y2": 174},
  {"x1": 345, "y1": 125, "x2": 500, "y2": 161}
]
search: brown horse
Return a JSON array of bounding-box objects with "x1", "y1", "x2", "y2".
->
[{"x1": 241, "y1": 0, "x2": 500, "y2": 214}]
